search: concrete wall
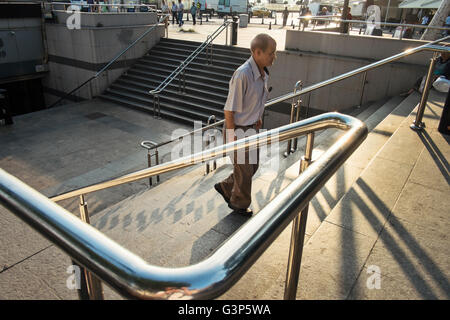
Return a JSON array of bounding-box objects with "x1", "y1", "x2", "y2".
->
[
  {"x1": 266, "y1": 30, "x2": 433, "y2": 115},
  {"x1": 52, "y1": 10, "x2": 158, "y2": 28},
  {"x1": 42, "y1": 11, "x2": 164, "y2": 106},
  {"x1": 0, "y1": 2, "x2": 48, "y2": 82}
]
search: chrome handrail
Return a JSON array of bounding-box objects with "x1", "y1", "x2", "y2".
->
[
  {"x1": 0, "y1": 112, "x2": 368, "y2": 300},
  {"x1": 143, "y1": 37, "x2": 450, "y2": 151},
  {"x1": 48, "y1": 13, "x2": 169, "y2": 108}
]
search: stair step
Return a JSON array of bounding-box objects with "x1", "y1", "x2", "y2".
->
[
  {"x1": 119, "y1": 76, "x2": 228, "y2": 101},
  {"x1": 129, "y1": 65, "x2": 230, "y2": 88},
  {"x1": 134, "y1": 61, "x2": 233, "y2": 83},
  {"x1": 99, "y1": 94, "x2": 205, "y2": 125},
  {"x1": 111, "y1": 81, "x2": 225, "y2": 111},
  {"x1": 122, "y1": 72, "x2": 229, "y2": 97},
  {"x1": 140, "y1": 56, "x2": 236, "y2": 76},
  {"x1": 149, "y1": 48, "x2": 248, "y2": 67},
  {"x1": 159, "y1": 38, "x2": 251, "y2": 55},
  {"x1": 103, "y1": 87, "x2": 223, "y2": 121},
  {"x1": 155, "y1": 43, "x2": 250, "y2": 62}
]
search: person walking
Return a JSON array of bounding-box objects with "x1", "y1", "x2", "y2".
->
[
  {"x1": 161, "y1": 0, "x2": 170, "y2": 28},
  {"x1": 177, "y1": 0, "x2": 184, "y2": 27},
  {"x1": 282, "y1": 7, "x2": 289, "y2": 27},
  {"x1": 190, "y1": 1, "x2": 197, "y2": 25},
  {"x1": 171, "y1": 1, "x2": 178, "y2": 25},
  {"x1": 215, "y1": 34, "x2": 277, "y2": 216}
]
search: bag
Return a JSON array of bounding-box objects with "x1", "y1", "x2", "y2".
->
[
  {"x1": 432, "y1": 76, "x2": 450, "y2": 93},
  {"x1": 418, "y1": 75, "x2": 427, "y2": 93}
]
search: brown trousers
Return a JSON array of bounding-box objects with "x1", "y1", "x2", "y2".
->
[{"x1": 219, "y1": 124, "x2": 259, "y2": 209}]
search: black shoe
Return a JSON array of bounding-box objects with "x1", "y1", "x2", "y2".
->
[
  {"x1": 228, "y1": 202, "x2": 253, "y2": 216},
  {"x1": 214, "y1": 183, "x2": 230, "y2": 204},
  {"x1": 231, "y1": 207, "x2": 253, "y2": 216}
]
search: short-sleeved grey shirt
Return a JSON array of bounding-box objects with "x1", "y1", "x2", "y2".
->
[{"x1": 224, "y1": 56, "x2": 269, "y2": 126}]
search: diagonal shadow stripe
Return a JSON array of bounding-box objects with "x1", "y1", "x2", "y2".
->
[{"x1": 356, "y1": 179, "x2": 450, "y2": 298}]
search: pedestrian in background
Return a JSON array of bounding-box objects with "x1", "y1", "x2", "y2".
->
[
  {"x1": 178, "y1": 0, "x2": 184, "y2": 27},
  {"x1": 190, "y1": 1, "x2": 197, "y2": 25},
  {"x1": 282, "y1": 7, "x2": 289, "y2": 27},
  {"x1": 161, "y1": 0, "x2": 170, "y2": 27},
  {"x1": 171, "y1": 1, "x2": 179, "y2": 25}
]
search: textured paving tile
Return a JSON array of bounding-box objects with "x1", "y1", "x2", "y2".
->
[
  {"x1": 390, "y1": 181, "x2": 450, "y2": 233},
  {"x1": 295, "y1": 221, "x2": 376, "y2": 300},
  {"x1": 349, "y1": 216, "x2": 450, "y2": 299},
  {"x1": 0, "y1": 204, "x2": 53, "y2": 269},
  {"x1": 408, "y1": 131, "x2": 450, "y2": 192},
  {"x1": 376, "y1": 125, "x2": 425, "y2": 166},
  {"x1": 0, "y1": 246, "x2": 77, "y2": 300},
  {"x1": 326, "y1": 157, "x2": 414, "y2": 239}
]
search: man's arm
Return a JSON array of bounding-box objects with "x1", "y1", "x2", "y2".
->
[
  {"x1": 224, "y1": 110, "x2": 236, "y2": 143},
  {"x1": 224, "y1": 69, "x2": 246, "y2": 143}
]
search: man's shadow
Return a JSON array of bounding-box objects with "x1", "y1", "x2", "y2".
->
[{"x1": 189, "y1": 211, "x2": 251, "y2": 264}]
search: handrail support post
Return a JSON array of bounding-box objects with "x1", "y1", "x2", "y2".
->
[
  {"x1": 284, "y1": 132, "x2": 314, "y2": 300},
  {"x1": 411, "y1": 53, "x2": 438, "y2": 131},
  {"x1": 147, "y1": 148, "x2": 160, "y2": 186},
  {"x1": 359, "y1": 71, "x2": 368, "y2": 108},
  {"x1": 77, "y1": 195, "x2": 104, "y2": 300},
  {"x1": 152, "y1": 93, "x2": 161, "y2": 119},
  {"x1": 148, "y1": 150, "x2": 153, "y2": 186},
  {"x1": 205, "y1": 115, "x2": 217, "y2": 175},
  {"x1": 284, "y1": 81, "x2": 302, "y2": 157}
]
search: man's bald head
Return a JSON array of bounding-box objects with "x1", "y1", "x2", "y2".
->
[{"x1": 250, "y1": 34, "x2": 276, "y2": 54}]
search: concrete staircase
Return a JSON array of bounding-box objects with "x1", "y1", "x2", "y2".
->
[
  {"x1": 100, "y1": 38, "x2": 251, "y2": 125},
  {"x1": 86, "y1": 92, "x2": 423, "y2": 299}
]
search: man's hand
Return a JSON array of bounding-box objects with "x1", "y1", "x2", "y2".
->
[
  {"x1": 225, "y1": 129, "x2": 236, "y2": 144},
  {"x1": 224, "y1": 110, "x2": 237, "y2": 144},
  {"x1": 255, "y1": 119, "x2": 263, "y2": 130}
]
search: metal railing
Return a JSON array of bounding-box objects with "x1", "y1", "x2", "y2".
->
[
  {"x1": 273, "y1": 40, "x2": 450, "y2": 132},
  {"x1": 140, "y1": 114, "x2": 220, "y2": 185},
  {"x1": 48, "y1": 2, "x2": 158, "y2": 13},
  {"x1": 149, "y1": 20, "x2": 232, "y2": 118},
  {"x1": 48, "y1": 13, "x2": 169, "y2": 108},
  {"x1": 0, "y1": 112, "x2": 367, "y2": 300},
  {"x1": 298, "y1": 16, "x2": 450, "y2": 39},
  {"x1": 139, "y1": 37, "x2": 450, "y2": 177},
  {"x1": 204, "y1": 115, "x2": 218, "y2": 174}
]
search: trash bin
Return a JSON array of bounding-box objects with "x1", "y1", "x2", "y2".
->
[
  {"x1": 239, "y1": 14, "x2": 248, "y2": 28},
  {"x1": 231, "y1": 16, "x2": 238, "y2": 45}
]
